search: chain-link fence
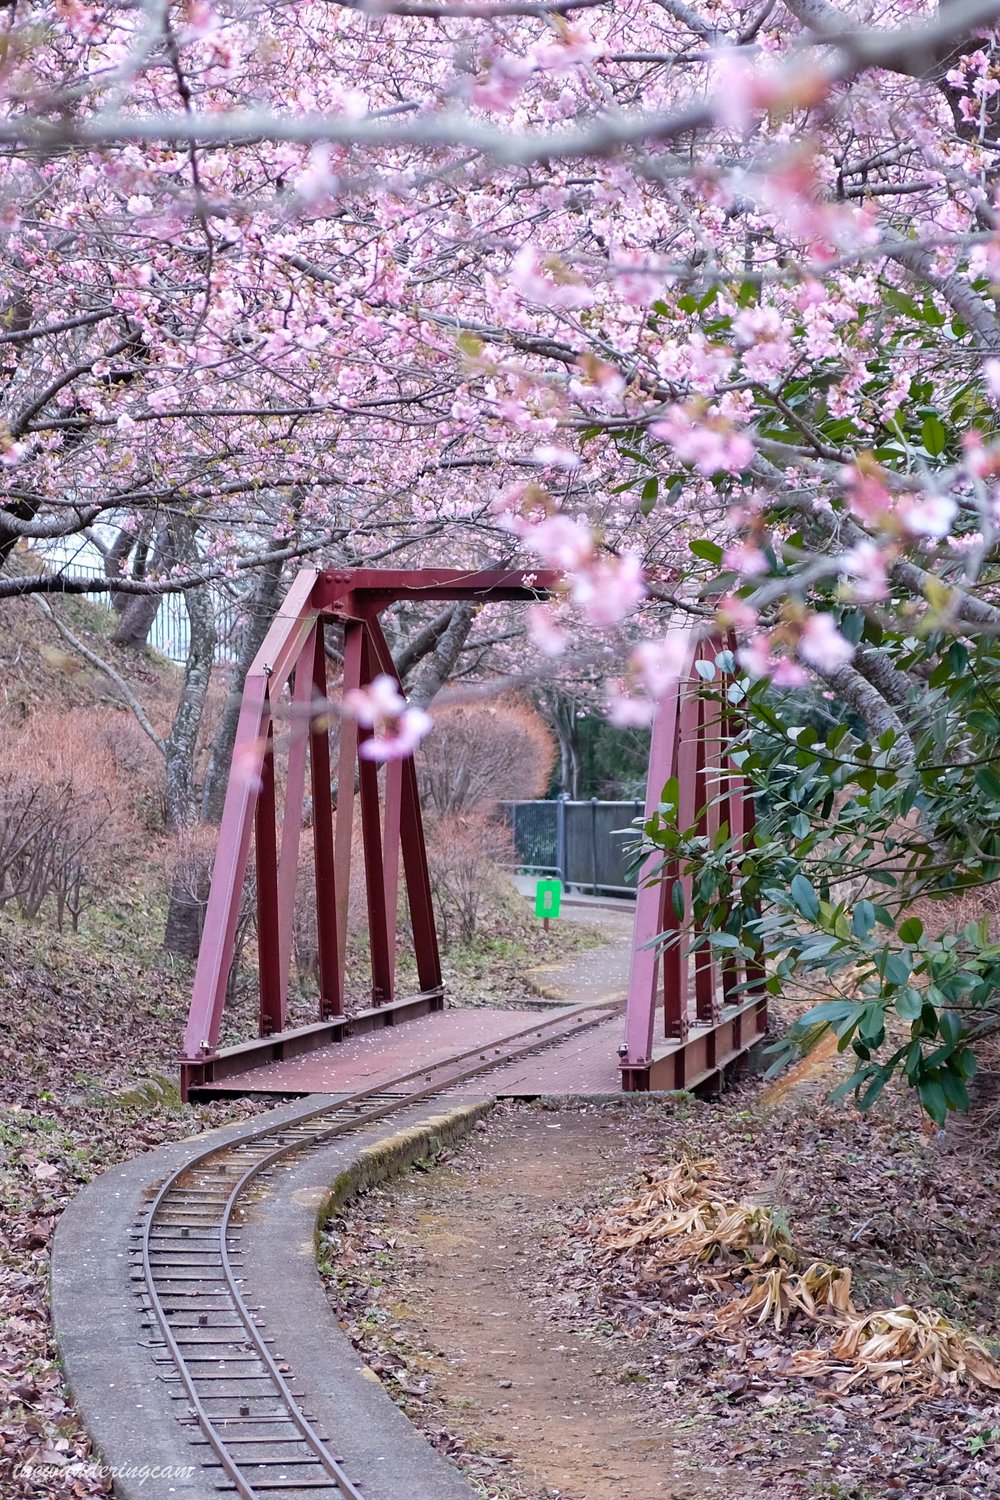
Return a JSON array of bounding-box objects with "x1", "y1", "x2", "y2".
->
[{"x1": 499, "y1": 798, "x2": 644, "y2": 897}]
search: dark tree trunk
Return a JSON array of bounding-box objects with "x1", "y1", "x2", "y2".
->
[
  {"x1": 163, "y1": 871, "x2": 210, "y2": 959},
  {"x1": 0, "y1": 499, "x2": 41, "y2": 572},
  {"x1": 408, "y1": 602, "x2": 477, "y2": 708},
  {"x1": 0, "y1": 294, "x2": 33, "y2": 572},
  {"x1": 540, "y1": 689, "x2": 580, "y2": 798},
  {"x1": 103, "y1": 524, "x2": 140, "y2": 612},
  {"x1": 395, "y1": 604, "x2": 458, "y2": 682},
  {"x1": 112, "y1": 593, "x2": 162, "y2": 649},
  {"x1": 110, "y1": 523, "x2": 175, "y2": 648},
  {"x1": 164, "y1": 584, "x2": 215, "y2": 830}
]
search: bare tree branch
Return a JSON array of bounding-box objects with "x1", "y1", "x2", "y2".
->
[
  {"x1": 4, "y1": 0, "x2": 1000, "y2": 158},
  {"x1": 0, "y1": 532, "x2": 342, "y2": 600},
  {"x1": 30, "y1": 596, "x2": 166, "y2": 752}
]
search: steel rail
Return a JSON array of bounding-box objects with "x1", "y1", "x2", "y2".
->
[{"x1": 141, "y1": 1001, "x2": 614, "y2": 1498}]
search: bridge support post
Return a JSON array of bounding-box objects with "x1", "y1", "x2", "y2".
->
[{"x1": 310, "y1": 622, "x2": 342, "y2": 1021}]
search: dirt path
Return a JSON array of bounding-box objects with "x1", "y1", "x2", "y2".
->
[
  {"x1": 327, "y1": 1106, "x2": 726, "y2": 1500},
  {"x1": 524, "y1": 902, "x2": 635, "y2": 1009},
  {"x1": 325, "y1": 1089, "x2": 1000, "y2": 1500},
  {"x1": 399, "y1": 1111, "x2": 716, "y2": 1500}
]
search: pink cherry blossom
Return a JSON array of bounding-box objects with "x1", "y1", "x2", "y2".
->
[
  {"x1": 731, "y1": 305, "x2": 793, "y2": 381},
  {"x1": 359, "y1": 708, "x2": 432, "y2": 762},
  {"x1": 798, "y1": 613, "x2": 855, "y2": 672},
  {"x1": 0, "y1": 0, "x2": 987, "y2": 761},
  {"x1": 343, "y1": 674, "x2": 405, "y2": 728},
  {"x1": 508, "y1": 246, "x2": 595, "y2": 311},
  {"x1": 900, "y1": 494, "x2": 958, "y2": 539},
  {"x1": 571, "y1": 552, "x2": 646, "y2": 627},
  {"x1": 650, "y1": 407, "x2": 755, "y2": 477},
  {"x1": 532, "y1": 444, "x2": 581, "y2": 470},
  {"x1": 840, "y1": 541, "x2": 889, "y2": 602},
  {"x1": 608, "y1": 692, "x2": 656, "y2": 728},
  {"x1": 527, "y1": 604, "x2": 568, "y2": 658},
  {"x1": 343, "y1": 675, "x2": 432, "y2": 761},
  {"x1": 520, "y1": 513, "x2": 594, "y2": 571},
  {"x1": 845, "y1": 467, "x2": 895, "y2": 526},
  {"x1": 715, "y1": 594, "x2": 758, "y2": 631},
  {"x1": 631, "y1": 633, "x2": 691, "y2": 699},
  {"x1": 722, "y1": 542, "x2": 768, "y2": 576}
]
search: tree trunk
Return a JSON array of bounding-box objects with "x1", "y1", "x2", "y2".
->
[
  {"x1": 0, "y1": 499, "x2": 41, "y2": 572},
  {"x1": 408, "y1": 601, "x2": 478, "y2": 708},
  {"x1": 164, "y1": 582, "x2": 216, "y2": 830},
  {"x1": 163, "y1": 869, "x2": 210, "y2": 959},
  {"x1": 103, "y1": 524, "x2": 140, "y2": 612},
  {"x1": 163, "y1": 523, "x2": 218, "y2": 956},
  {"x1": 561, "y1": 723, "x2": 580, "y2": 799},
  {"x1": 541, "y1": 690, "x2": 580, "y2": 798},
  {"x1": 200, "y1": 553, "x2": 285, "y2": 823},
  {"x1": 111, "y1": 523, "x2": 173, "y2": 648}
]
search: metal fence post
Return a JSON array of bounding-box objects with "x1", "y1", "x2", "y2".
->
[
  {"x1": 556, "y1": 795, "x2": 567, "y2": 889},
  {"x1": 590, "y1": 795, "x2": 598, "y2": 894}
]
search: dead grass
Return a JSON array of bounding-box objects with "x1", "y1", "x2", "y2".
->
[{"x1": 590, "y1": 1150, "x2": 1000, "y2": 1397}]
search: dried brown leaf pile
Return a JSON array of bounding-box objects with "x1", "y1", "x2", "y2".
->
[
  {"x1": 716, "y1": 1259, "x2": 856, "y2": 1332},
  {"x1": 793, "y1": 1305, "x2": 1000, "y2": 1393},
  {"x1": 594, "y1": 1158, "x2": 793, "y2": 1271},
  {"x1": 591, "y1": 1155, "x2": 1000, "y2": 1395}
]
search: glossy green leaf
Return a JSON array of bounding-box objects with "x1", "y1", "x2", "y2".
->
[
  {"x1": 790, "y1": 873, "x2": 819, "y2": 921},
  {"x1": 689, "y1": 538, "x2": 724, "y2": 565},
  {"x1": 921, "y1": 414, "x2": 947, "y2": 456}
]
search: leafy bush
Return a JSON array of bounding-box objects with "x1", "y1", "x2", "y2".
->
[{"x1": 642, "y1": 637, "x2": 1000, "y2": 1123}]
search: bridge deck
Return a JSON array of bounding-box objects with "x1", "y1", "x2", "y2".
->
[
  {"x1": 189, "y1": 1004, "x2": 619, "y2": 1099},
  {"x1": 186, "y1": 997, "x2": 762, "y2": 1101}
]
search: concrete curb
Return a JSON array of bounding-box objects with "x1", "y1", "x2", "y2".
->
[
  {"x1": 50, "y1": 1093, "x2": 492, "y2": 1500},
  {"x1": 316, "y1": 1100, "x2": 492, "y2": 1227}
]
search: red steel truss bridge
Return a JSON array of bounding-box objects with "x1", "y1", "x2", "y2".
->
[{"x1": 180, "y1": 566, "x2": 767, "y2": 1103}]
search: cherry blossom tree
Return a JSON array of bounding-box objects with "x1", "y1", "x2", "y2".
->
[{"x1": 7, "y1": 0, "x2": 1000, "y2": 1104}]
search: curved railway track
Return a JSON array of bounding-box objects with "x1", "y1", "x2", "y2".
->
[{"x1": 131, "y1": 1003, "x2": 612, "y2": 1499}]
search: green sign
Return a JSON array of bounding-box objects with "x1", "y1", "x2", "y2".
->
[{"x1": 534, "y1": 878, "x2": 562, "y2": 920}]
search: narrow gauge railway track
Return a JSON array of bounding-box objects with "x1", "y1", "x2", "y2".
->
[{"x1": 132, "y1": 1004, "x2": 612, "y2": 1499}]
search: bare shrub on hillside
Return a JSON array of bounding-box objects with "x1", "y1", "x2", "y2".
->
[
  {"x1": 83, "y1": 707, "x2": 166, "y2": 828},
  {"x1": 293, "y1": 820, "x2": 369, "y2": 995},
  {"x1": 416, "y1": 698, "x2": 555, "y2": 816},
  {"x1": 0, "y1": 775, "x2": 106, "y2": 931},
  {"x1": 0, "y1": 707, "x2": 151, "y2": 931},
  {"x1": 293, "y1": 829, "x2": 319, "y2": 989},
  {"x1": 159, "y1": 823, "x2": 257, "y2": 988},
  {"x1": 7, "y1": 706, "x2": 157, "y2": 849},
  {"x1": 425, "y1": 813, "x2": 516, "y2": 948},
  {"x1": 0, "y1": 777, "x2": 64, "y2": 917}
]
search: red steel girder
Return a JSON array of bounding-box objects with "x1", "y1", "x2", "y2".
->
[
  {"x1": 315, "y1": 567, "x2": 561, "y2": 618},
  {"x1": 181, "y1": 566, "x2": 553, "y2": 1097},
  {"x1": 619, "y1": 631, "x2": 767, "y2": 1090}
]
